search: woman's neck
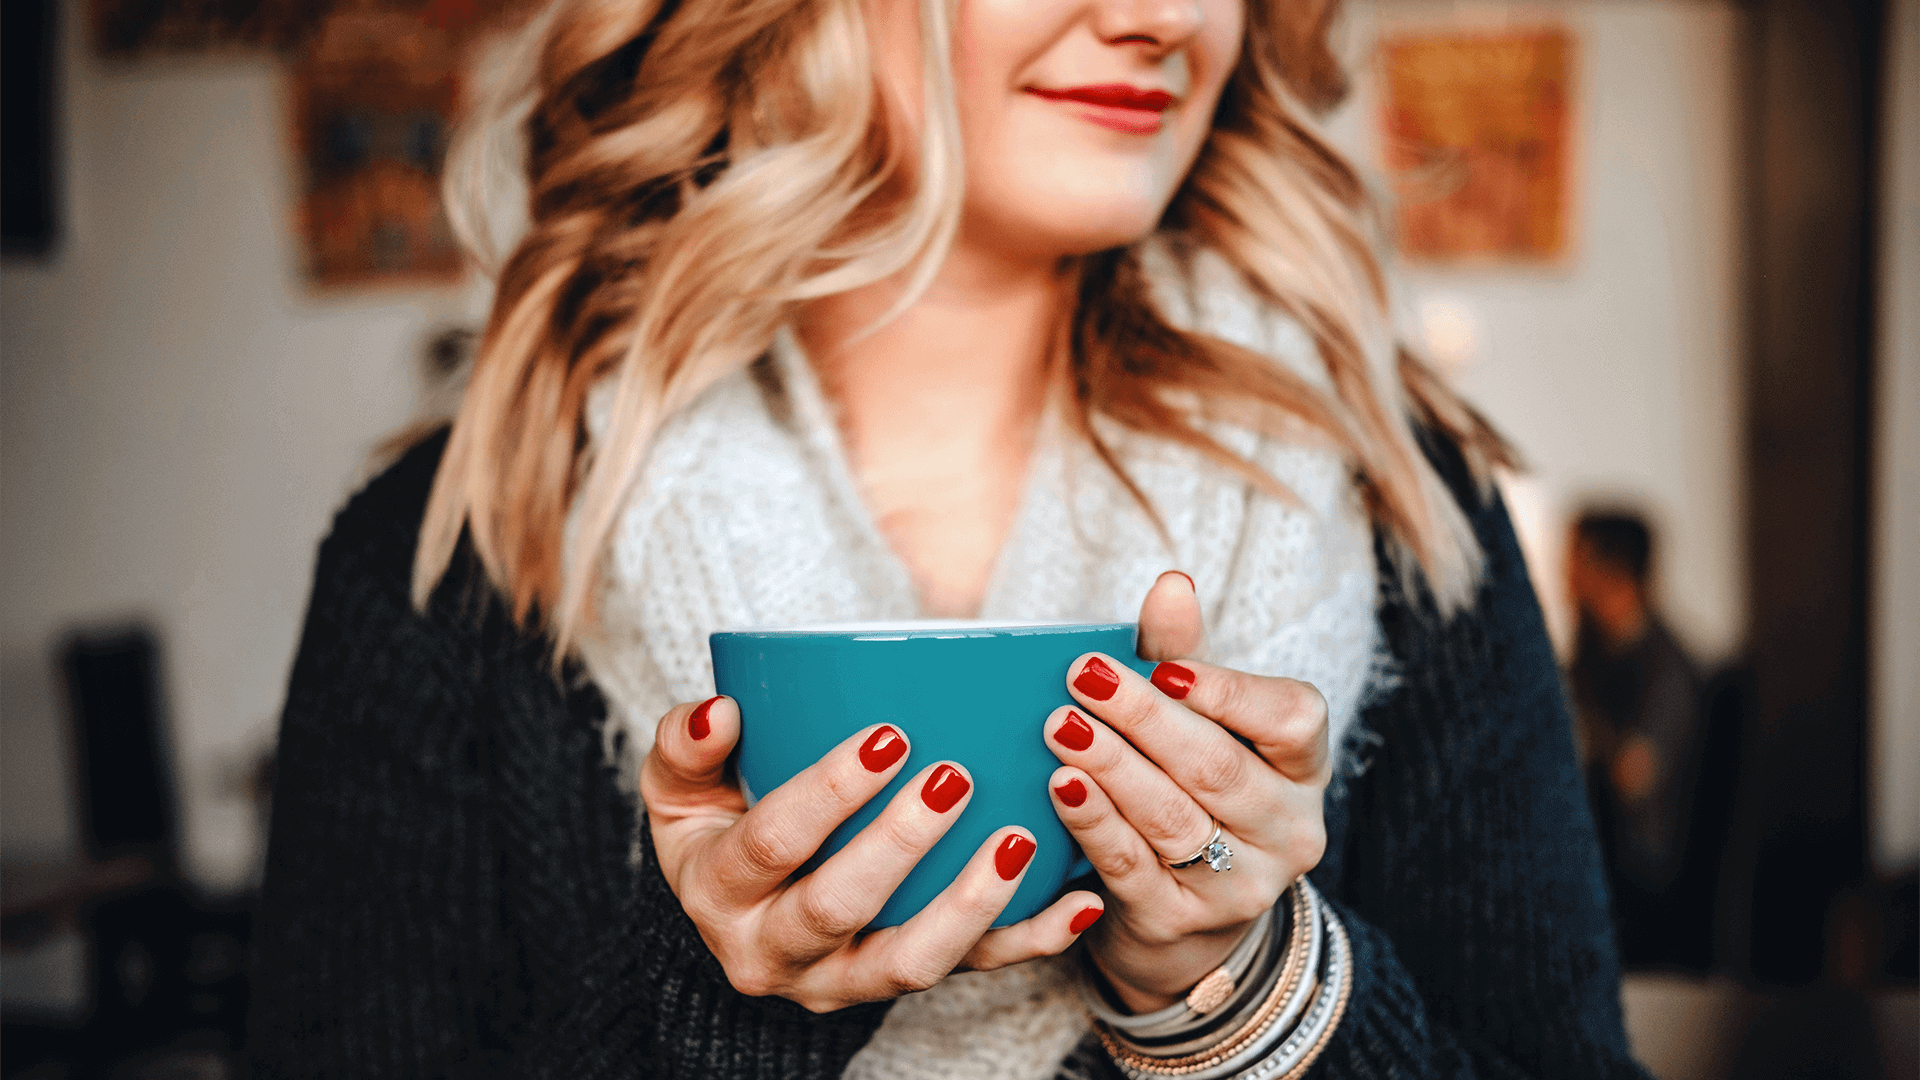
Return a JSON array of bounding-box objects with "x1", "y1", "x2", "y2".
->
[{"x1": 794, "y1": 245, "x2": 1072, "y2": 616}]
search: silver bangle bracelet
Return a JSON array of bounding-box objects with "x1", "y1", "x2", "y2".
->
[
  {"x1": 1100, "y1": 880, "x2": 1350, "y2": 1080},
  {"x1": 1127, "y1": 884, "x2": 1325, "y2": 1079},
  {"x1": 1234, "y1": 903, "x2": 1352, "y2": 1080},
  {"x1": 1084, "y1": 883, "x2": 1306, "y2": 1059},
  {"x1": 1099, "y1": 881, "x2": 1321, "y2": 1077}
]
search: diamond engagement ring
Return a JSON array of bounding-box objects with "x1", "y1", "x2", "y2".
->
[{"x1": 1162, "y1": 820, "x2": 1234, "y2": 872}]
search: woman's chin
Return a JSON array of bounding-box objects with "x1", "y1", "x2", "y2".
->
[{"x1": 967, "y1": 205, "x2": 1165, "y2": 263}]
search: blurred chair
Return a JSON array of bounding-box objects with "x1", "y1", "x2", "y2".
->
[
  {"x1": 63, "y1": 627, "x2": 178, "y2": 875},
  {"x1": 2, "y1": 626, "x2": 252, "y2": 1079}
]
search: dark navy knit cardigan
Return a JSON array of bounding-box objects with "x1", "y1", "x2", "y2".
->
[{"x1": 249, "y1": 429, "x2": 1653, "y2": 1080}]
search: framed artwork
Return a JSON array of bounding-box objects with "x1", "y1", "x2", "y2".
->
[
  {"x1": 89, "y1": 0, "x2": 313, "y2": 55},
  {"x1": 1378, "y1": 27, "x2": 1574, "y2": 265},
  {"x1": 87, "y1": 0, "x2": 548, "y2": 287},
  {"x1": 92, "y1": 1, "x2": 545, "y2": 287},
  {"x1": 290, "y1": 7, "x2": 464, "y2": 287},
  {"x1": 89, "y1": 0, "x2": 538, "y2": 57}
]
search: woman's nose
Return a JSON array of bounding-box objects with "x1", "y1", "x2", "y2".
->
[{"x1": 1091, "y1": 0, "x2": 1205, "y2": 54}]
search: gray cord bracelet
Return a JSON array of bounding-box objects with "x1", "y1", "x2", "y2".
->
[
  {"x1": 1083, "y1": 904, "x2": 1275, "y2": 1038},
  {"x1": 1098, "y1": 880, "x2": 1346, "y2": 1079}
]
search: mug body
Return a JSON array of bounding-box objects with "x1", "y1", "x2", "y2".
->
[{"x1": 711, "y1": 621, "x2": 1154, "y2": 927}]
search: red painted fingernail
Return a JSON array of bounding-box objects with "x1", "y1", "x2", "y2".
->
[
  {"x1": 1169, "y1": 570, "x2": 1195, "y2": 593},
  {"x1": 921, "y1": 764, "x2": 970, "y2": 812},
  {"x1": 860, "y1": 725, "x2": 908, "y2": 772},
  {"x1": 995, "y1": 834, "x2": 1037, "y2": 880},
  {"x1": 1073, "y1": 656, "x2": 1121, "y2": 701},
  {"x1": 689, "y1": 696, "x2": 720, "y2": 740},
  {"x1": 1151, "y1": 662, "x2": 1196, "y2": 700},
  {"x1": 1070, "y1": 906, "x2": 1104, "y2": 934},
  {"x1": 1054, "y1": 777, "x2": 1087, "y2": 807},
  {"x1": 1054, "y1": 710, "x2": 1095, "y2": 752}
]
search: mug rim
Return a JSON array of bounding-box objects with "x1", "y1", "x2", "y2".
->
[{"x1": 710, "y1": 619, "x2": 1134, "y2": 640}]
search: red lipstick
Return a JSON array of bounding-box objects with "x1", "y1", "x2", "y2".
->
[{"x1": 1027, "y1": 84, "x2": 1175, "y2": 135}]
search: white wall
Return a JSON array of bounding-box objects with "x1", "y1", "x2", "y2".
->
[
  {"x1": 1326, "y1": 0, "x2": 1748, "y2": 665},
  {"x1": 1872, "y1": 0, "x2": 1920, "y2": 874},
  {"x1": 0, "y1": 0, "x2": 489, "y2": 893}
]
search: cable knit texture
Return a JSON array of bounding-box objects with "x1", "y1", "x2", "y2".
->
[
  {"x1": 249, "y1": 424, "x2": 1651, "y2": 1080},
  {"x1": 575, "y1": 321, "x2": 1382, "y2": 772}
]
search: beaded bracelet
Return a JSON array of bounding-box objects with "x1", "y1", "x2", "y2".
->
[
  {"x1": 1078, "y1": 882, "x2": 1305, "y2": 1057},
  {"x1": 1239, "y1": 911, "x2": 1352, "y2": 1080},
  {"x1": 1082, "y1": 896, "x2": 1278, "y2": 1039},
  {"x1": 1112, "y1": 896, "x2": 1352, "y2": 1080},
  {"x1": 1117, "y1": 906, "x2": 1288, "y2": 1057},
  {"x1": 1106, "y1": 886, "x2": 1305, "y2": 1057},
  {"x1": 1099, "y1": 886, "x2": 1322, "y2": 1077},
  {"x1": 1197, "y1": 899, "x2": 1349, "y2": 1080},
  {"x1": 1092, "y1": 880, "x2": 1352, "y2": 1080}
]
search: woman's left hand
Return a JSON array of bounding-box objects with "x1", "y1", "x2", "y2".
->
[{"x1": 1048, "y1": 570, "x2": 1332, "y2": 1013}]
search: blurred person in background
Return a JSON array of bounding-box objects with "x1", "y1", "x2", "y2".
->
[{"x1": 1566, "y1": 509, "x2": 1710, "y2": 971}]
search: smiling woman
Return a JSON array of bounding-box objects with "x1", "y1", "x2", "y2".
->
[
  {"x1": 246, "y1": 1, "x2": 1651, "y2": 1078},
  {"x1": 935, "y1": 0, "x2": 1242, "y2": 253}
]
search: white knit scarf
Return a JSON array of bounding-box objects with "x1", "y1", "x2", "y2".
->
[{"x1": 573, "y1": 252, "x2": 1382, "y2": 1080}]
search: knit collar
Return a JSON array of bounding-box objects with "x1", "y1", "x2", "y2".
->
[{"x1": 575, "y1": 305, "x2": 1382, "y2": 782}]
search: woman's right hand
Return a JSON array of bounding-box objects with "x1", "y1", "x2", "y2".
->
[{"x1": 639, "y1": 695, "x2": 1103, "y2": 1013}]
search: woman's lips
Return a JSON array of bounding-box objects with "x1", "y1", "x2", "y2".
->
[{"x1": 1027, "y1": 84, "x2": 1176, "y2": 136}]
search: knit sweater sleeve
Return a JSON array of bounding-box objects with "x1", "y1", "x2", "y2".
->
[
  {"x1": 249, "y1": 434, "x2": 890, "y2": 1079},
  {"x1": 247, "y1": 443, "x2": 506, "y2": 1078},
  {"x1": 1305, "y1": 451, "x2": 1650, "y2": 1079}
]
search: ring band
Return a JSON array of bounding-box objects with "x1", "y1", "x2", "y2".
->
[{"x1": 1163, "y1": 820, "x2": 1234, "y2": 872}]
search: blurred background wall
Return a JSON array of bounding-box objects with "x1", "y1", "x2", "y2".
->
[
  {"x1": 0, "y1": 22, "x2": 490, "y2": 898},
  {"x1": 1, "y1": 0, "x2": 493, "y2": 1027},
  {"x1": 1325, "y1": 0, "x2": 1747, "y2": 668}
]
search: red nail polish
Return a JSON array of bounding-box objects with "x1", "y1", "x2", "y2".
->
[
  {"x1": 1069, "y1": 907, "x2": 1104, "y2": 934},
  {"x1": 1170, "y1": 570, "x2": 1195, "y2": 593},
  {"x1": 1054, "y1": 777, "x2": 1087, "y2": 807},
  {"x1": 1054, "y1": 711, "x2": 1095, "y2": 752},
  {"x1": 860, "y1": 725, "x2": 907, "y2": 773},
  {"x1": 1151, "y1": 662, "x2": 1196, "y2": 700},
  {"x1": 1073, "y1": 656, "x2": 1120, "y2": 701},
  {"x1": 689, "y1": 696, "x2": 720, "y2": 740},
  {"x1": 921, "y1": 764, "x2": 970, "y2": 812},
  {"x1": 995, "y1": 834, "x2": 1037, "y2": 880}
]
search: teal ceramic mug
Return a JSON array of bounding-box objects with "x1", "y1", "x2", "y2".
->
[{"x1": 710, "y1": 620, "x2": 1155, "y2": 928}]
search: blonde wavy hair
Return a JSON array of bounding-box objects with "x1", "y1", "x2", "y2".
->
[{"x1": 414, "y1": 0, "x2": 1514, "y2": 657}]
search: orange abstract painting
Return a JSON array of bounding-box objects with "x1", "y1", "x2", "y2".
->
[
  {"x1": 1379, "y1": 28, "x2": 1573, "y2": 264},
  {"x1": 291, "y1": 8, "x2": 465, "y2": 287}
]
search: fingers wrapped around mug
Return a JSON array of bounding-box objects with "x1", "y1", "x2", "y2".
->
[
  {"x1": 641, "y1": 695, "x2": 746, "y2": 812},
  {"x1": 761, "y1": 757, "x2": 978, "y2": 956},
  {"x1": 857, "y1": 830, "x2": 1102, "y2": 989},
  {"x1": 1133, "y1": 657, "x2": 1335, "y2": 787},
  {"x1": 1043, "y1": 719, "x2": 1282, "y2": 932},
  {"x1": 1050, "y1": 653, "x2": 1332, "y2": 895},
  {"x1": 707, "y1": 750, "x2": 1100, "y2": 1011}
]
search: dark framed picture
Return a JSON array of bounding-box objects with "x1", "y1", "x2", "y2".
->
[
  {"x1": 3, "y1": 0, "x2": 59, "y2": 255},
  {"x1": 290, "y1": 7, "x2": 465, "y2": 287}
]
